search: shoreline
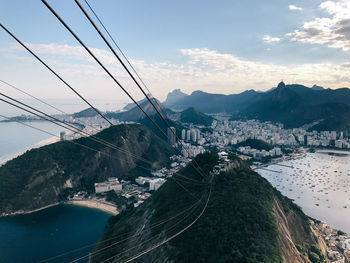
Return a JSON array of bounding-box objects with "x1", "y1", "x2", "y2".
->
[
  {"x1": 1, "y1": 199, "x2": 119, "y2": 218},
  {"x1": 0, "y1": 136, "x2": 60, "y2": 167},
  {"x1": 66, "y1": 200, "x2": 119, "y2": 215},
  {"x1": 0, "y1": 202, "x2": 61, "y2": 218}
]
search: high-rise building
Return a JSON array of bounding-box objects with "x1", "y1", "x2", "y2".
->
[
  {"x1": 181, "y1": 129, "x2": 186, "y2": 140},
  {"x1": 190, "y1": 129, "x2": 197, "y2": 142},
  {"x1": 167, "y1": 127, "x2": 176, "y2": 146},
  {"x1": 186, "y1": 130, "x2": 191, "y2": 141}
]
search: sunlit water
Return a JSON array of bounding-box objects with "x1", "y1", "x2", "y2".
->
[{"x1": 257, "y1": 150, "x2": 350, "y2": 233}]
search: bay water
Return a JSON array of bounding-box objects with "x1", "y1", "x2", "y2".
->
[{"x1": 257, "y1": 150, "x2": 350, "y2": 233}]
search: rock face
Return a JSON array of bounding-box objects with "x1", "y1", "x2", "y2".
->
[
  {"x1": 91, "y1": 153, "x2": 323, "y2": 263},
  {"x1": 164, "y1": 89, "x2": 188, "y2": 107},
  {"x1": 0, "y1": 124, "x2": 174, "y2": 215}
]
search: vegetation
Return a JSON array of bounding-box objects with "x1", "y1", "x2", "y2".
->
[
  {"x1": 0, "y1": 124, "x2": 174, "y2": 214},
  {"x1": 180, "y1": 107, "x2": 214, "y2": 126},
  {"x1": 165, "y1": 83, "x2": 350, "y2": 132},
  {"x1": 92, "y1": 153, "x2": 321, "y2": 262},
  {"x1": 235, "y1": 138, "x2": 273, "y2": 151}
]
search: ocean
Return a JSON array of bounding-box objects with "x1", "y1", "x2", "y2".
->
[
  {"x1": 257, "y1": 150, "x2": 350, "y2": 233},
  {"x1": 0, "y1": 98, "x2": 127, "y2": 262},
  {"x1": 0, "y1": 204, "x2": 111, "y2": 263},
  {"x1": 0, "y1": 98, "x2": 128, "y2": 163}
]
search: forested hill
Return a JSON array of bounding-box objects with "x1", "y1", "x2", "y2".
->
[
  {"x1": 164, "y1": 82, "x2": 350, "y2": 132},
  {"x1": 0, "y1": 124, "x2": 174, "y2": 215},
  {"x1": 91, "y1": 152, "x2": 325, "y2": 263}
]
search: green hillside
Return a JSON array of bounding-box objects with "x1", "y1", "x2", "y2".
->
[
  {"x1": 180, "y1": 107, "x2": 214, "y2": 126},
  {"x1": 0, "y1": 124, "x2": 174, "y2": 215},
  {"x1": 236, "y1": 138, "x2": 273, "y2": 151},
  {"x1": 91, "y1": 153, "x2": 322, "y2": 263}
]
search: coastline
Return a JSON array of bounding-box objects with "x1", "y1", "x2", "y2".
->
[
  {"x1": 0, "y1": 136, "x2": 60, "y2": 167},
  {"x1": 66, "y1": 200, "x2": 119, "y2": 215},
  {"x1": 1, "y1": 202, "x2": 61, "y2": 217},
  {"x1": 1, "y1": 199, "x2": 119, "y2": 218}
]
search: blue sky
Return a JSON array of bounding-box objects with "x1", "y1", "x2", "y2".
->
[{"x1": 0, "y1": 0, "x2": 350, "y2": 105}]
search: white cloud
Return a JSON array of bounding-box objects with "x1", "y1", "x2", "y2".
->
[
  {"x1": 287, "y1": 0, "x2": 350, "y2": 51},
  {"x1": 1, "y1": 44, "x2": 350, "y2": 101},
  {"x1": 288, "y1": 5, "x2": 303, "y2": 11},
  {"x1": 263, "y1": 35, "x2": 281, "y2": 43}
]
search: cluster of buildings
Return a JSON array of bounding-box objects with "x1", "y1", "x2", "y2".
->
[
  {"x1": 58, "y1": 116, "x2": 126, "y2": 141},
  {"x1": 91, "y1": 153, "x2": 193, "y2": 208},
  {"x1": 94, "y1": 177, "x2": 122, "y2": 194},
  {"x1": 135, "y1": 177, "x2": 166, "y2": 191},
  {"x1": 180, "y1": 143, "x2": 205, "y2": 158},
  {"x1": 181, "y1": 128, "x2": 205, "y2": 145},
  {"x1": 237, "y1": 146, "x2": 282, "y2": 159},
  {"x1": 186, "y1": 119, "x2": 350, "y2": 150},
  {"x1": 314, "y1": 221, "x2": 350, "y2": 262},
  {"x1": 72, "y1": 191, "x2": 88, "y2": 200}
]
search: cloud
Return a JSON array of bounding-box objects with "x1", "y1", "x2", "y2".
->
[
  {"x1": 263, "y1": 35, "x2": 281, "y2": 43},
  {"x1": 287, "y1": 0, "x2": 350, "y2": 51},
  {"x1": 1, "y1": 44, "x2": 350, "y2": 101},
  {"x1": 288, "y1": 5, "x2": 303, "y2": 11}
]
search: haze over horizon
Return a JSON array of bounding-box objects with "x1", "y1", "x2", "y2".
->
[{"x1": 1, "y1": 0, "x2": 350, "y2": 103}]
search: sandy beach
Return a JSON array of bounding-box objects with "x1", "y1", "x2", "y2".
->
[
  {"x1": 67, "y1": 200, "x2": 119, "y2": 215},
  {"x1": 0, "y1": 136, "x2": 60, "y2": 167}
]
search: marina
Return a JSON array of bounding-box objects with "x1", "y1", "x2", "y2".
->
[{"x1": 257, "y1": 150, "x2": 350, "y2": 233}]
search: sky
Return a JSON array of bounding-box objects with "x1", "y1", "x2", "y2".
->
[{"x1": 0, "y1": 0, "x2": 350, "y2": 106}]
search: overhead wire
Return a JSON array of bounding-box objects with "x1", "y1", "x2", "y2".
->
[
  {"x1": 0, "y1": 23, "x2": 112, "y2": 126},
  {"x1": 0, "y1": 79, "x2": 110, "y2": 135},
  {"x1": 98, "y1": 177, "x2": 213, "y2": 263},
  {"x1": 119, "y1": 176, "x2": 213, "y2": 263},
  {"x1": 38, "y1": 3, "x2": 214, "y2": 261},
  {"x1": 0, "y1": 93, "x2": 208, "y2": 184},
  {"x1": 82, "y1": 0, "x2": 159, "y2": 107},
  {"x1": 74, "y1": 194, "x2": 205, "y2": 263},
  {"x1": 74, "y1": 0, "x2": 208, "y2": 179},
  {"x1": 37, "y1": 196, "x2": 202, "y2": 263},
  {"x1": 75, "y1": 0, "x2": 167, "y2": 121},
  {"x1": 42, "y1": 0, "x2": 208, "y2": 181},
  {"x1": 0, "y1": 94, "x2": 153, "y2": 165},
  {"x1": 0, "y1": 113, "x2": 152, "y2": 172},
  {"x1": 1, "y1": 3, "x2": 214, "y2": 262},
  {"x1": 41, "y1": 0, "x2": 170, "y2": 144},
  {"x1": 0, "y1": 103, "x2": 209, "y2": 262}
]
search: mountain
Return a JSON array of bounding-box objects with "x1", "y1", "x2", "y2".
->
[
  {"x1": 166, "y1": 107, "x2": 214, "y2": 126},
  {"x1": 311, "y1": 85, "x2": 324, "y2": 91},
  {"x1": 72, "y1": 107, "x2": 99, "y2": 118},
  {"x1": 164, "y1": 89, "x2": 261, "y2": 113},
  {"x1": 91, "y1": 152, "x2": 324, "y2": 263},
  {"x1": 106, "y1": 98, "x2": 164, "y2": 122},
  {"x1": 164, "y1": 83, "x2": 350, "y2": 132},
  {"x1": 180, "y1": 107, "x2": 214, "y2": 126},
  {"x1": 0, "y1": 124, "x2": 175, "y2": 215},
  {"x1": 123, "y1": 96, "x2": 151, "y2": 111},
  {"x1": 241, "y1": 82, "x2": 350, "y2": 129},
  {"x1": 164, "y1": 89, "x2": 188, "y2": 107}
]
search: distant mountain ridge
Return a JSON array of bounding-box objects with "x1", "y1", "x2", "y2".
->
[{"x1": 164, "y1": 83, "x2": 350, "y2": 132}]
